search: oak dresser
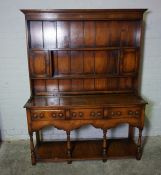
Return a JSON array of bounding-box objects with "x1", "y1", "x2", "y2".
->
[{"x1": 21, "y1": 9, "x2": 147, "y2": 165}]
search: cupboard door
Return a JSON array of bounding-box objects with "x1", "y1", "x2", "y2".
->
[
  {"x1": 29, "y1": 51, "x2": 51, "y2": 78},
  {"x1": 120, "y1": 49, "x2": 139, "y2": 75}
]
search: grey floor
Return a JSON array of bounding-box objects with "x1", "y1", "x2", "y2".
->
[{"x1": 0, "y1": 136, "x2": 161, "y2": 175}]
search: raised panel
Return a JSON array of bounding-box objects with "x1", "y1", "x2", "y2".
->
[
  {"x1": 84, "y1": 21, "x2": 95, "y2": 47},
  {"x1": 57, "y1": 51, "x2": 70, "y2": 74},
  {"x1": 71, "y1": 51, "x2": 83, "y2": 74},
  {"x1": 29, "y1": 51, "x2": 51, "y2": 77},
  {"x1": 83, "y1": 51, "x2": 95, "y2": 74},
  {"x1": 128, "y1": 21, "x2": 139, "y2": 46},
  {"x1": 95, "y1": 51, "x2": 107, "y2": 74},
  {"x1": 109, "y1": 21, "x2": 120, "y2": 46},
  {"x1": 83, "y1": 79, "x2": 95, "y2": 91},
  {"x1": 59, "y1": 80, "x2": 71, "y2": 91},
  {"x1": 95, "y1": 79, "x2": 107, "y2": 90},
  {"x1": 120, "y1": 49, "x2": 138, "y2": 75},
  {"x1": 43, "y1": 21, "x2": 56, "y2": 48},
  {"x1": 96, "y1": 21, "x2": 110, "y2": 46},
  {"x1": 72, "y1": 79, "x2": 84, "y2": 91},
  {"x1": 107, "y1": 78, "x2": 118, "y2": 91},
  {"x1": 29, "y1": 21, "x2": 43, "y2": 48},
  {"x1": 46, "y1": 80, "x2": 58, "y2": 92},
  {"x1": 119, "y1": 78, "x2": 133, "y2": 90},
  {"x1": 70, "y1": 21, "x2": 83, "y2": 48},
  {"x1": 57, "y1": 21, "x2": 70, "y2": 48},
  {"x1": 106, "y1": 50, "x2": 119, "y2": 74},
  {"x1": 33, "y1": 80, "x2": 46, "y2": 94}
]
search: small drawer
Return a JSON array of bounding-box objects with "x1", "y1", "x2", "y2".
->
[
  {"x1": 49, "y1": 110, "x2": 65, "y2": 120},
  {"x1": 108, "y1": 107, "x2": 141, "y2": 118},
  {"x1": 69, "y1": 108, "x2": 103, "y2": 119},
  {"x1": 30, "y1": 110, "x2": 66, "y2": 121},
  {"x1": 31, "y1": 110, "x2": 46, "y2": 121}
]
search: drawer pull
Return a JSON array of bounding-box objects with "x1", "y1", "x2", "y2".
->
[
  {"x1": 33, "y1": 114, "x2": 38, "y2": 119},
  {"x1": 111, "y1": 112, "x2": 115, "y2": 116},
  {"x1": 58, "y1": 113, "x2": 64, "y2": 118},
  {"x1": 72, "y1": 112, "x2": 77, "y2": 117},
  {"x1": 40, "y1": 113, "x2": 44, "y2": 118},
  {"x1": 128, "y1": 111, "x2": 133, "y2": 115},
  {"x1": 79, "y1": 112, "x2": 83, "y2": 117},
  {"x1": 90, "y1": 112, "x2": 95, "y2": 117},
  {"x1": 97, "y1": 112, "x2": 101, "y2": 116},
  {"x1": 117, "y1": 111, "x2": 121, "y2": 115},
  {"x1": 135, "y1": 111, "x2": 139, "y2": 115},
  {"x1": 52, "y1": 113, "x2": 57, "y2": 118}
]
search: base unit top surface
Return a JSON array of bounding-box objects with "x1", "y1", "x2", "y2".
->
[{"x1": 24, "y1": 94, "x2": 147, "y2": 108}]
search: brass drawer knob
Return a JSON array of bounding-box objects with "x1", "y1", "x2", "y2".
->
[
  {"x1": 90, "y1": 112, "x2": 95, "y2": 117},
  {"x1": 58, "y1": 113, "x2": 64, "y2": 118},
  {"x1": 97, "y1": 112, "x2": 101, "y2": 116},
  {"x1": 111, "y1": 112, "x2": 115, "y2": 116},
  {"x1": 79, "y1": 112, "x2": 83, "y2": 117},
  {"x1": 40, "y1": 113, "x2": 44, "y2": 118},
  {"x1": 52, "y1": 113, "x2": 57, "y2": 118},
  {"x1": 33, "y1": 113, "x2": 38, "y2": 119},
  {"x1": 135, "y1": 111, "x2": 139, "y2": 115},
  {"x1": 117, "y1": 111, "x2": 121, "y2": 115},
  {"x1": 128, "y1": 111, "x2": 133, "y2": 115},
  {"x1": 72, "y1": 112, "x2": 77, "y2": 117}
]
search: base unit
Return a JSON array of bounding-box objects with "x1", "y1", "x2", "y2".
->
[{"x1": 35, "y1": 139, "x2": 138, "y2": 163}]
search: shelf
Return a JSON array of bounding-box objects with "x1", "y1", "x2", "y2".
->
[
  {"x1": 30, "y1": 47, "x2": 139, "y2": 51},
  {"x1": 53, "y1": 74, "x2": 136, "y2": 79},
  {"x1": 31, "y1": 74, "x2": 136, "y2": 80},
  {"x1": 35, "y1": 138, "x2": 137, "y2": 162}
]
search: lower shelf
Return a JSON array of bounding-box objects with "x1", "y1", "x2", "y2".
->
[{"x1": 35, "y1": 138, "x2": 137, "y2": 162}]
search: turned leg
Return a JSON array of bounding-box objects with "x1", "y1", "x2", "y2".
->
[
  {"x1": 66, "y1": 131, "x2": 72, "y2": 164},
  {"x1": 29, "y1": 132, "x2": 36, "y2": 165},
  {"x1": 136, "y1": 128, "x2": 143, "y2": 160},
  {"x1": 102, "y1": 129, "x2": 107, "y2": 162},
  {"x1": 36, "y1": 131, "x2": 40, "y2": 146},
  {"x1": 128, "y1": 125, "x2": 134, "y2": 141}
]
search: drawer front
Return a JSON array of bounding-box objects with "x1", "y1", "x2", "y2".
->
[
  {"x1": 107, "y1": 107, "x2": 141, "y2": 118},
  {"x1": 30, "y1": 110, "x2": 65, "y2": 121},
  {"x1": 69, "y1": 108, "x2": 103, "y2": 120},
  {"x1": 48, "y1": 110, "x2": 66, "y2": 120}
]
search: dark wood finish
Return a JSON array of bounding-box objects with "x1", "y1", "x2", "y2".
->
[{"x1": 22, "y1": 9, "x2": 147, "y2": 165}]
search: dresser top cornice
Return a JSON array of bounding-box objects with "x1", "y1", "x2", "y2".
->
[{"x1": 21, "y1": 9, "x2": 147, "y2": 20}]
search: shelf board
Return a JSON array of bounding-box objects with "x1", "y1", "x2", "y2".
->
[
  {"x1": 35, "y1": 138, "x2": 137, "y2": 162},
  {"x1": 31, "y1": 74, "x2": 136, "y2": 80},
  {"x1": 30, "y1": 46, "x2": 138, "y2": 51}
]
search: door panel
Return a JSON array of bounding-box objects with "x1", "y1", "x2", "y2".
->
[
  {"x1": 120, "y1": 49, "x2": 138, "y2": 75},
  {"x1": 29, "y1": 51, "x2": 51, "y2": 77}
]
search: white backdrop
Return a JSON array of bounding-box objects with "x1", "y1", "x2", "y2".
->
[{"x1": 0, "y1": 0, "x2": 161, "y2": 140}]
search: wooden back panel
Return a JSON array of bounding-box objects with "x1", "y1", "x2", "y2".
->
[{"x1": 21, "y1": 9, "x2": 146, "y2": 96}]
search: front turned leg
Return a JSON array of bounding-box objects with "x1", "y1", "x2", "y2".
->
[
  {"x1": 136, "y1": 128, "x2": 143, "y2": 160},
  {"x1": 102, "y1": 129, "x2": 107, "y2": 162},
  {"x1": 36, "y1": 131, "x2": 40, "y2": 146},
  {"x1": 29, "y1": 132, "x2": 36, "y2": 165},
  {"x1": 66, "y1": 131, "x2": 72, "y2": 164},
  {"x1": 128, "y1": 125, "x2": 134, "y2": 141}
]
